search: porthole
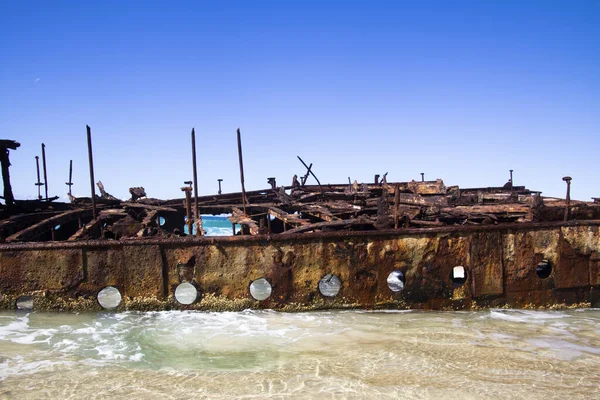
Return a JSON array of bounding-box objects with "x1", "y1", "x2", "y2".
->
[
  {"x1": 175, "y1": 282, "x2": 198, "y2": 305},
  {"x1": 451, "y1": 266, "x2": 467, "y2": 286},
  {"x1": 318, "y1": 274, "x2": 341, "y2": 297},
  {"x1": 387, "y1": 270, "x2": 405, "y2": 292},
  {"x1": 97, "y1": 286, "x2": 122, "y2": 309},
  {"x1": 249, "y1": 278, "x2": 272, "y2": 301},
  {"x1": 16, "y1": 295, "x2": 33, "y2": 311},
  {"x1": 536, "y1": 259, "x2": 552, "y2": 279}
]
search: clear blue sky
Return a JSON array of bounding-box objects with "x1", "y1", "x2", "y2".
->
[{"x1": 1, "y1": 1, "x2": 598, "y2": 202}]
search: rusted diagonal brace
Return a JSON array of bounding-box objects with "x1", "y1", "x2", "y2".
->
[
  {"x1": 297, "y1": 156, "x2": 322, "y2": 195},
  {"x1": 301, "y1": 163, "x2": 312, "y2": 186}
]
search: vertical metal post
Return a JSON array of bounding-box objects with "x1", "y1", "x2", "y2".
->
[
  {"x1": 217, "y1": 179, "x2": 223, "y2": 195},
  {"x1": 420, "y1": 173, "x2": 424, "y2": 182},
  {"x1": 509, "y1": 169, "x2": 514, "y2": 190},
  {"x1": 191, "y1": 128, "x2": 203, "y2": 236},
  {"x1": 181, "y1": 186, "x2": 193, "y2": 235},
  {"x1": 41, "y1": 143, "x2": 49, "y2": 201},
  {"x1": 35, "y1": 156, "x2": 43, "y2": 200},
  {"x1": 86, "y1": 125, "x2": 97, "y2": 220},
  {"x1": 237, "y1": 128, "x2": 247, "y2": 216},
  {"x1": 66, "y1": 159, "x2": 73, "y2": 196},
  {"x1": 394, "y1": 184, "x2": 400, "y2": 229},
  {"x1": 563, "y1": 176, "x2": 572, "y2": 221}
]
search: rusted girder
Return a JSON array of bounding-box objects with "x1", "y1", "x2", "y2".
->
[
  {"x1": 7, "y1": 208, "x2": 96, "y2": 242},
  {"x1": 0, "y1": 140, "x2": 20, "y2": 207},
  {"x1": 68, "y1": 209, "x2": 128, "y2": 241},
  {"x1": 281, "y1": 216, "x2": 374, "y2": 234},
  {"x1": 267, "y1": 206, "x2": 311, "y2": 228},
  {"x1": 237, "y1": 128, "x2": 248, "y2": 216},
  {"x1": 65, "y1": 160, "x2": 73, "y2": 196},
  {"x1": 297, "y1": 156, "x2": 322, "y2": 194},
  {"x1": 563, "y1": 176, "x2": 572, "y2": 221},
  {"x1": 86, "y1": 125, "x2": 97, "y2": 220},
  {"x1": 300, "y1": 163, "x2": 313, "y2": 186},
  {"x1": 41, "y1": 143, "x2": 49, "y2": 201},
  {"x1": 229, "y1": 207, "x2": 259, "y2": 235},
  {"x1": 407, "y1": 179, "x2": 447, "y2": 195},
  {"x1": 137, "y1": 210, "x2": 159, "y2": 236},
  {"x1": 181, "y1": 186, "x2": 193, "y2": 235},
  {"x1": 120, "y1": 202, "x2": 177, "y2": 213},
  {"x1": 302, "y1": 204, "x2": 339, "y2": 222},
  {"x1": 190, "y1": 128, "x2": 204, "y2": 236},
  {"x1": 34, "y1": 156, "x2": 43, "y2": 200}
]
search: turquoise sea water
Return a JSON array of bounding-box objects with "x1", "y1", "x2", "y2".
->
[
  {"x1": 184, "y1": 215, "x2": 235, "y2": 236},
  {"x1": 1, "y1": 309, "x2": 599, "y2": 399}
]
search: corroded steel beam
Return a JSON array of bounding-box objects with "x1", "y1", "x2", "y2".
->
[
  {"x1": 68, "y1": 210, "x2": 127, "y2": 241},
  {"x1": 6, "y1": 208, "x2": 95, "y2": 242},
  {"x1": 229, "y1": 207, "x2": 259, "y2": 235},
  {"x1": 0, "y1": 211, "x2": 62, "y2": 239},
  {"x1": 86, "y1": 125, "x2": 97, "y2": 220},
  {"x1": 0, "y1": 140, "x2": 20, "y2": 207},
  {"x1": 267, "y1": 206, "x2": 310, "y2": 227},
  {"x1": 41, "y1": 143, "x2": 49, "y2": 201},
  {"x1": 0, "y1": 219, "x2": 598, "y2": 251}
]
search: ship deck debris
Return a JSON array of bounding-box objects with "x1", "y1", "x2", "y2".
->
[{"x1": 2, "y1": 177, "x2": 599, "y2": 242}]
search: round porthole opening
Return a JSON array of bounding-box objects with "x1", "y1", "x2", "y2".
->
[
  {"x1": 97, "y1": 286, "x2": 122, "y2": 309},
  {"x1": 175, "y1": 282, "x2": 198, "y2": 305},
  {"x1": 249, "y1": 278, "x2": 272, "y2": 301},
  {"x1": 451, "y1": 266, "x2": 467, "y2": 286},
  {"x1": 387, "y1": 270, "x2": 405, "y2": 292},
  {"x1": 536, "y1": 260, "x2": 552, "y2": 279},
  {"x1": 318, "y1": 274, "x2": 341, "y2": 297},
  {"x1": 16, "y1": 295, "x2": 33, "y2": 311}
]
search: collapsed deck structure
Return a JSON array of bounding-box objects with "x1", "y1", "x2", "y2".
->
[{"x1": 1, "y1": 136, "x2": 600, "y2": 311}]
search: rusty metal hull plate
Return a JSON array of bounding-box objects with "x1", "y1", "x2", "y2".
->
[{"x1": 1, "y1": 221, "x2": 599, "y2": 311}]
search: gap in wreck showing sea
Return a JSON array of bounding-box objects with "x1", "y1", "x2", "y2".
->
[
  {"x1": 1, "y1": 309, "x2": 599, "y2": 399},
  {"x1": 184, "y1": 215, "x2": 236, "y2": 236}
]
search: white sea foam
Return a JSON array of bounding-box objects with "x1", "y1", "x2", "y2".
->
[
  {"x1": 488, "y1": 309, "x2": 570, "y2": 323},
  {"x1": 0, "y1": 315, "x2": 30, "y2": 338},
  {"x1": 526, "y1": 337, "x2": 600, "y2": 360},
  {"x1": 0, "y1": 357, "x2": 76, "y2": 381},
  {"x1": 205, "y1": 227, "x2": 234, "y2": 236}
]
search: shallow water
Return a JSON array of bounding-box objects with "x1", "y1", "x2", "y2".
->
[{"x1": 1, "y1": 309, "x2": 599, "y2": 399}]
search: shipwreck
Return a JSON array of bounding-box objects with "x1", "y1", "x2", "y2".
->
[{"x1": 1, "y1": 130, "x2": 599, "y2": 312}]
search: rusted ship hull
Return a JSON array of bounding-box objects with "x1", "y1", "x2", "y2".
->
[
  {"x1": 2, "y1": 219, "x2": 599, "y2": 311},
  {"x1": 2, "y1": 135, "x2": 600, "y2": 311}
]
